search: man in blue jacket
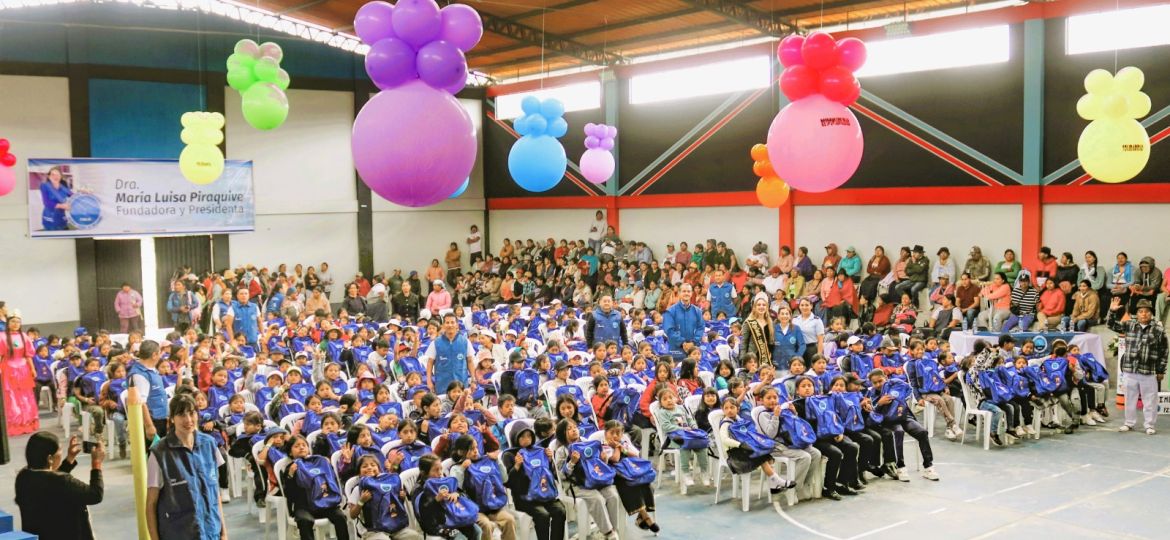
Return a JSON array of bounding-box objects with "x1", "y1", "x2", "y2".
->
[
  {"x1": 663, "y1": 283, "x2": 704, "y2": 360},
  {"x1": 586, "y1": 294, "x2": 627, "y2": 347}
]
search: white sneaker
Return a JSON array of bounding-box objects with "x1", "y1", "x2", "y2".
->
[
  {"x1": 684, "y1": 475, "x2": 695, "y2": 487},
  {"x1": 1024, "y1": 425, "x2": 1036, "y2": 435},
  {"x1": 1119, "y1": 425, "x2": 1133, "y2": 432},
  {"x1": 921, "y1": 467, "x2": 939, "y2": 481},
  {"x1": 1014, "y1": 426, "x2": 1027, "y2": 437},
  {"x1": 701, "y1": 473, "x2": 711, "y2": 487},
  {"x1": 1146, "y1": 428, "x2": 1157, "y2": 435},
  {"x1": 1081, "y1": 415, "x2": 1097, "y2": 426},
  {"x1": 944, "y1": 426, "x2": 958, "y2": 440},
  {"x1": 1091, "y1": 411, "x2": 1106, "y2": 423},
  {"x1": 896, "y1": 468, "x2": 910, "y2": 482}
]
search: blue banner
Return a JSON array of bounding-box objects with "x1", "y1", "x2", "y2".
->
[{"x1": 27, "y1": 158, "x2": 254, "y2": 238}]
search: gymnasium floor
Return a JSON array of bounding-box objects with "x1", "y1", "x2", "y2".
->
[{"x1": 1, "y1": 408, "x2": 1166, "y2": 540}]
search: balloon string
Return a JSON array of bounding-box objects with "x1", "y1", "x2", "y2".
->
[
  {"x1": 197, "y1": 11, "x2": 206, "y2": 112},
  {"x1": 540, "y1": 8, "x2": 546, "y2": 89},
  {"x1": 1113, "y1": 0, "x2": 1119, "y2": 72}
]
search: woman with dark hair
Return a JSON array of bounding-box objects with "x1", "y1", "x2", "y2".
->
[
  {"x1": 39, "y1": 166, "x2": 73, "y2": 231},
  {"x1": 15, "y1": 432, "x2": 104, "y2": 540},
  {"x1": 1, "y1": 313, "x2": 40, "y2": 435}
]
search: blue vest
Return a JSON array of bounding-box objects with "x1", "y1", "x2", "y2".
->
[
  {"x1": 231, "y1": 301, "x2": 261, "y2": 345},
  {"x1": 432, "y1": 333, "x2": 470, "y2": 392},
  {"x1": 591, "y1": 308, "x2": 623, "y2": 346},
  {"x1": 130, "y1": 362, "x2": 169, "y2": 420},
  {"x1": 709, "y1": 282, "x2": 735, "y2": 316},
  {"x1": 152, "y1": 432, "x2": 222, "y2": 540}
]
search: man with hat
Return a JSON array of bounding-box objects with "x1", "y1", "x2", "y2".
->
[
  {"x1": 1129, "y1": 257, "x2": 1162, "y2": 316},
  {"x1": 1107, "y1": 297, "x2": 1167, "y2": 434},
  {"x1": 895, "y1": 245, "x2": 931, "y2": 308}
]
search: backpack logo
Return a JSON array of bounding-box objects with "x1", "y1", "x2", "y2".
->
[
  {"x1": 1031, "y1": 335, "x2": 1049, "y2": 354},
  {"x1": 380, "y1": 484, "x2": 392, "y2": 492}
]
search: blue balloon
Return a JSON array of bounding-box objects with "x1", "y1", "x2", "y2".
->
[
  {"x1": 547, "y1": 117, "x2": 568, "y2": 138},
  {"x1": 448, "y1": 177, "x2": 469, "y2": 198},
  {"x1": 508, "y1": 135, "x2": 567, "y2": 192},
  {"x1": 540, "y1": 98, "x2": 565, "y2": 119},
  {"x1": 521, "y1": 95, "x2": 541, "y2": 115}
]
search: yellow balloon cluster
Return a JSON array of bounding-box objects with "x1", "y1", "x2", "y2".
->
[
  {"x1": 751, "y1": 143, "x2": 790, "y2": 208},
  {"x1": 179, "y1": 112, "x2": 226, "y2": 185},
  {"x1": 1076, "y1": 67, "x2": 1151, "y2": 183}
]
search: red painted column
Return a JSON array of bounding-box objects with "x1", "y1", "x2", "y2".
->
[
  {"x1": 605, "y1": 197, "x2": 620, "y2": 235},
  {"x1": 1021, "y1": 186, "x2": 1043, "y2": 271},
  {"x1": 779, "y1": 195, "x2": 795, "y2": 249}
]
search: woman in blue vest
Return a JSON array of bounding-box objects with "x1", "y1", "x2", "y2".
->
[
  {"x1": 424, "y1": 313, "x2": 476, "y2": 393},
  {"x1": 39, "y1": 166, "x2": 72, "y2": 231},
  {"x1": 773, "y1": 305, "x2": 806, "y2": 373},
  {"x1": 146, "y1": 393, "x2": 226, "y2": 540}
]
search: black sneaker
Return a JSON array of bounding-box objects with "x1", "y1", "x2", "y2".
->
[
  {"x1": 822, "y1": 489, "x2": 843, "y2": 501},
  {"x1": 884, "y1": 463, "x2": 899, "y2": 478},
  {"x1": 1063, "y1": 425, "x2": 1075, "y2": 434},
  {"x1": 991, "y1": 434, "x2": 1004, "y2": 447},
  {"x1": 849, "y1": 482, "x2": 866, "y2": 491},
  {"x1": 836, "y1": 485, "x2": 859, "y2": 496}
]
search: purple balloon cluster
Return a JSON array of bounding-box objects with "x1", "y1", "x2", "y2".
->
[
  {"x1": 584, "y1": 123, "x2": 617, "y2": 151},
  {"x1": 513, "y1": 96, "x2": 569, "y2": 138},
  {"x1": 355, "y1": 0, "x2": 483, "y2": 94}
]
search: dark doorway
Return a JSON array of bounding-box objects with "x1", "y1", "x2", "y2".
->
[
  {"x1": 94, "y1": 239, "x2": 143, "y2": 333},
  {"x1": 155, "y1": 236, "x2": 212, "y2": 328}
]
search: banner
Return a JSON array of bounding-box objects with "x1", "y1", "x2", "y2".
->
[{"x1": 28, "y1": 158, "x2": 254, "y2": 238}]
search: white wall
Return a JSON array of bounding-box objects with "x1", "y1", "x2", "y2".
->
[
  {"x1": 488, "y1": 209, "x2": 601, "y2": 254},
  {"x1": 226, "y1": 88, "x2": 359, "y2": 300},
  {"x1": 621, "y1": 206, "x2": 778, "y2": 265},
  {"x1": 0, "y1": 75, "x2": 78, "y2": 325},
  {"x1": 370, "y1": 98, "x2": 485, "y2": 277},
  {"x1": 1045, "y1": 204, "x2": 1170, "y2": 265},
  {"x1": 795, "y1": 204, "x2": 1022, "y2": 269}
]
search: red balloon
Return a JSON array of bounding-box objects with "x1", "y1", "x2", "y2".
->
[
  {"x1": 0, "y1": 138, "x2": 9, "y2": 154},
  {"x1": 1, "y1": 153, "x2": 15, "y2": 167},
  {"x1": 777, "y1": 35, "x2": 805, "y2": 67},
  {"x1": 780, "y1": 65, "x2": 817, "y2": 102},
  {"x1": 841, "y1": 79, "x2": 861, "y2": 106},
  {"x1": 819, "y1": 66, "x2": 856, "y2": 104},
  {"x1": 837, "y1": 38, "x2": 868, "y2": 72},
  {"x1": 801, "y1": 32, "x2": 839, "y2": 71}
]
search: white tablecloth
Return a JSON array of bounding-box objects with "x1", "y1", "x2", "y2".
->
[{"x1": 948, "y1": 331, "x2": 1106, "y2": 364}]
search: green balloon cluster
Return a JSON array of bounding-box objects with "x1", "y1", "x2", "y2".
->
[{"x1": 227, "y1": 39, "x2": 290, "y2": 130}]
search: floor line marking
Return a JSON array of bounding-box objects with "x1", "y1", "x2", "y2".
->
[
  {"x1": 964, "y1": 464, "x2": 1090, "y2": 502},
  {"x1": 927, "y1": 507, "x2": 947, "y2": 515},
  {"x1": 773, "y1": 502, "x2": 844, "y2": 540},
  {"x1": 846, "y1": 520, "x2": 908, "y2": 540},
  {"x1": 1038, "y1": 464, "x2": 1170, "y2": 516}
]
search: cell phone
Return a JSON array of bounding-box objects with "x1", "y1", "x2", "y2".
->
[{"x1": 82, "y1": 441, "x2": 97, "y2": 454}]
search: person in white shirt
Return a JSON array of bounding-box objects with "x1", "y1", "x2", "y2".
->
[
  {"x1": 662, "y1": 243, "x2": 677, "y2": 266},
  {"x1": 762, "y1": 266, "x2": 787, "y2": 295},
  {"x1": 588, "y1": 210, "x2": 606, "y2": 254},
  {"x1": 317, "y1": 261, "x2": 334, "y2": 300},
  {"x1": 467, "y1": 224, "x2": 483, "y2": 266}
]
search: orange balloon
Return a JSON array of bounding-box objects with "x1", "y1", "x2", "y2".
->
[
  {"x1": 750, "y1": 143, "x2": 769, "y2": 161},
  {"x1": 756, "y1": 176, "x2": 790, "y2": 208},
  {"x1": 752, "y1": 160, "x2": 775, "y2": 178}
]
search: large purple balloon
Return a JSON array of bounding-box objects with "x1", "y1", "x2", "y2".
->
[
  {"x1": 439, "y1": 4, "x2": 483, "y2": 52},
  {"x1": 766, "y1": 94, "x2": 863, "y2": 193},
  {"x1": 353, "y1": 80, "x2": 476, "y2": 207},
  {"x1": 392, "y1": 0, "x2": 442, "y2": 49},
  {"x1": 580, "y1": 148, "x2": 614, "y2": 185},
  {"x1": 416, "y1": 40, "x2": 466, "y2": 90},
  {"x1": 355, "y1": 1, "x2": 397, "y2": 44},
  {"x1": 366, "y1": 37, "x2": 417, "y2": 90}
]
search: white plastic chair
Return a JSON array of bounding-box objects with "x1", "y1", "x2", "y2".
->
[
  {"x1": 280, "y1": 412, "x2": 307, "y2": 436},
  {"x1": 251, "y1": 441, "x2": 283, "y2": 531},
  {"x1": 958, "y1": 371, "x2": 993, "y2": 450},
  {"x1": 273, "y1": 457, "x2": 334, "y2": 540},
  {"x1": 707, "y1": 410, "x2": 793, "y2": 511},
  {"x1": 397, "y1": 468, "x2": 435, "y2": 539},
  {"x1": 698, "y1": 371, "x2": 714, "y2": 388},
  {"x1": 647, "y1": 401, "x2": 686, "y2": 495},
  {"x1": 922, "y1": 395, "x2": 963, "y2": 438},
  {"x1": 683, "y1": 394, "x2": 704, "y2": 416}
]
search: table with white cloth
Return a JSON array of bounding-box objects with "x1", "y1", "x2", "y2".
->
[{"x1": 948, "y1": 331, "x2": 1106, "y2": 364}]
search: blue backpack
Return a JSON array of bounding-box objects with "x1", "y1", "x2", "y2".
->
[
  {"x1": 1022, "y1": 365, "x2": 1060, "y2": 396},
  {"x1": 606, "y1": 387, "x2": 640, "y2": 424},
  {"x1": 464, "y1": 457, "x2": 509, "y2": 512},
  {"x1": 397, "y1": 357, "x2": 424, "y2": 376},
  {"x1": 419, "y1": 476, "x2": 479, "y2": 529},
  {"x1": 302, "y1": 411, "x2": 323, "y2": 434},
  {"x1": 668, "y1": 428, "x2": 709, "y2": 450},
  {"x1": 517, "y1": 446, "x2": 559, "y2": 502},
  {"x1": 997, "y1": 365, "x2": 1031, "y2": 399},
  {"x1": 359, "y1": 474, "x2": 410, "y2": 533},
  {"x1": 646, "y1": 336, "x2": 669, "y2": 355},
  {"x1": 778, "y1": 408, "x2": 817, "y2": 449},
  {"x1": 725, "y1": 418, "x2": 776, "y2": 458},
  {"x1": 976, "y1": 370, "x2": 1013, "y2": 404},
  {"x1": 556, "y1": 385, "x2": 593, "y2": 417},
  {"x1": 832, "y1": 392, "x2": 866, "y2": 433},
  {"x1": 326, "y1": 340, "x2": 345, "y2": 363},
  {"x1": 613, "y1": 457, "x2": 657, "y2": 485},
  {"x1": 908, "y1": 358, "x2": 946, "y2": 394},
  {"x1": 397, "y1": 442, "x2": 429, "y2": 470},
  {"x1": 804, "y1": 395, "x2": 845, "y2": 438},
  {"x1": 1042, "y1": 358, "x2": 1071, "y2": 393},
  {"x1": 77, "y1": 371, "x2": 107, "y2": 399},
  {"x1": 292, "y1": 455, "x2": 342, "y2": 511},
  {"x1": 568, "y1": 441, "x2": 616, "y2": 489},
  {"x1": 871, "y1": 379, "x2": 913, "y2": 423},
  {"x1": 847, "y1": 353, "x2": 875, "y2": 379},
  {"x1": 376, "y1": 402, "x2": 404, "y2": 419},
  {"x1": 1078, "y1": 353, "x2": 1109, "y2": 383}
]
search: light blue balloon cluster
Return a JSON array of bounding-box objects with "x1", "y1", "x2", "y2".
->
[{"x1": 514, "y1": 96, "x2": 568, "y2": 138}]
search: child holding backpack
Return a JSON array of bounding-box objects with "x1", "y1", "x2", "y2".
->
[
  {"x1": 502, "y1": 422, "x2": 566, "y2": 540},
  {"x1": 717, "y1": 397, "x2": 793, "y2": 494},
  {"x1": 903, "y1": 339, "x2": 960, "y2": 440},
  {"x1": 792, "y1": 376, "x2": 861, "y2": 500},
  {"x1": 553, "y1": 419, "x2": 623, "y2": 540},
  {"x1": 282, "y1": 434, "x2": 350, "y2": 540},
  {"x1": 450, "y1": 436, "x2": 518, "y2": 540},
  {"x1": 865, "y1": 370, "x2": 939, "y2": 481},
  {"x1": 413, "y1": 454, "x2": 482, "y2": 540},
  {"x1": 601, "y1": 420, "x2": 660, "y2": 533},
  {"x1": 652, "y1": 386, "x2": 712, "y2": 487},
  {"x1": 347, "y1": 453, "x2": 422, "y2": 540}
]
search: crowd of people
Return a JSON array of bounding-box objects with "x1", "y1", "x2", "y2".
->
[{"x1": 2, "y1": 218, "x2": 1167, "y2": 540}]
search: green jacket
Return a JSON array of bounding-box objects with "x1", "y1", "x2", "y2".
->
[{"x1": 905, "y1": 256, "x2": 931, "y2": 283}]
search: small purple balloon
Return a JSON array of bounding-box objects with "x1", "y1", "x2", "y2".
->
[
  {"x1": 392, "y1": 0, "x2": 442, "y2": 49},
  {"x1": 584, "y1": 123, "x2": 597, "y2": 136},
  {"x1": 416, "y1": 40, "x2": 466, "y2": 90},
  {"x1": 443, "y1": 77, "x2": 467, "y2": 95},
  {"x1": 600, "y1": 138, "x2": 614, "y2": 151},
  {"x1": 355, "y1": 1, "x2": 397, "y2": 45},
  {"x1": 366, "y1": 37, "x2": 418, "y2": 90},
  {"x1": 606, "y1": 125, "x2": 618, "y2": 139},
  {"x1": 584, "y1": 136, "x2": 600, "y2": 149},
  {"x1": 353, "y1": 80, "x2": 476, "y2": 207},
  {"x1": 439, "y1": 4, "x2": 483, "y2": 52}
]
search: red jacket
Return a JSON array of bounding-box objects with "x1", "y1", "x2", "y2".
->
[{"x1": 823, "y1": 278, "x2": 859, "y2": 312}]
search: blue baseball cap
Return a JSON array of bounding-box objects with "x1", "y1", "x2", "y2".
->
[{"x1": 74, "y1": 327, "x2": 88, "y2": 337}]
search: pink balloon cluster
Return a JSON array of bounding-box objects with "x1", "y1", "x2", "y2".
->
[
  {"x1": 584, "y1": 123, "x2": 616, "y2": 151},
  {"x1": 0, "y1": 138, "x2": 15, "y2": 196},
  {"x1": 355, "y1": 0, "x2": 483, "y2": 94},
  {"x1": 778, "y1": 32, "x2": 867, "y2": 106},
  {"x1": 580, "y1": 123, "x2": 617, "y2": 185}
]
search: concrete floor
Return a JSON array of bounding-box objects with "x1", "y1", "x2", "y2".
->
[{"x1": 2, "y1": 406, "x2": 1168, "y2": 540}]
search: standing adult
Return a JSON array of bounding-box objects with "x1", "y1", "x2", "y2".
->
[
  {"x1": 115, "y1": 282, "x2": 145, "y2": 333},
  {"x1": 707, "y1": 269, "x2": 737, "y2": 319},
  {"x1": 586, "y1": 294, "x2": 626, "y2": 347},
  {"x1": 773, "y1": 305, "x2": 805, "y2": 372},
  {"x1": 39, "y1": 166, "x2": 72, "y2": 231},
  {"x1": 166, "y1": 281, "x2": 199, "y2": 333},
  {"x1": 225, "y1": 288, "x2": 263, "y2": 348},
  {"x1": 792, "y1": 298, "x2": 825, "y2": 364},
  {"x1": 740, "y1": 295, "x2": 775, "y2": 367},
  {"x1": 1, "y1": 313, "x2": 40, "y2": 435},
  {"x1": 467, "y1": 224, "x2": 483, "y2": 266},
  {"x1": 588, "y1": 210, "x2": 607, "y2": 255},
  {"x1": 130, "y1": 340, "x2": 170, "y2": 445},
  {"x1": 424, "y1": 313, "x2": 476, "y2": 393},
  {"x1": 1107, "y1": 298, "x2": 1167, "y2": 435},
  {"x1": 393, "y1": 282, "x2": 422, "y2": 321},
  {"x1": 318, "y1": 261, "x2": 335, "y2": 302},
  {"x1": 15, "y1": 433, "x2": 104, "y2": 540},
  {"x1": 146, "y1": 394, "x2": 226, "y2": 540},
  {"x1": 446, "y1": 241, "x2": 463, "y2": 287},
  {"x1": 663, "y1": 283, "x2": 704, "y2": 360}
]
